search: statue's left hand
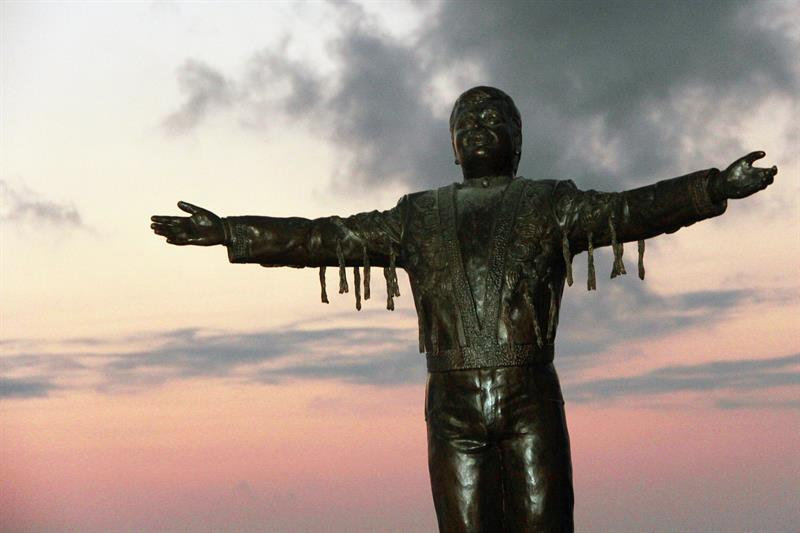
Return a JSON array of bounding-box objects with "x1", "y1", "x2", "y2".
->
[
  {"x1": 718, "y1": 151, "x2": 777, "y2": 200},
  {"x1": 150, "y1": 201, "x2": 225, "y2": 246}
]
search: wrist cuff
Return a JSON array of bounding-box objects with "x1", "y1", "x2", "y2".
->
[
  {"x1": 691, "y1": 169, "x2": 727, "y2": 218},
  {"x1": 222, "y1": 218, "x2": 249, "y2": 261}
]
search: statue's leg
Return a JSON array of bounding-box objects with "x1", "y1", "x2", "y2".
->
[
  {"x1": 494, "y1": 365, "x2": 574, "y2": 533},
  {"x1": 425, "y1": 370, "x2": 503, "y2": 532}
]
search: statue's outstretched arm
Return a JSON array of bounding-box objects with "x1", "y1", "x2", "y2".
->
[
  {"x1": 151, "y1": 199, "x2": 405, "y2": 309},
  {"x1": 221, "y1": 204, "x2": 403, "y2": 269},
  {"x1": 551, "y1": 151, "x2": 776, "y2": 287}
]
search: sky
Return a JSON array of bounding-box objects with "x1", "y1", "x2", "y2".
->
[{"x1": 1, "y1": 1, "x2": 799, "y2": 531}]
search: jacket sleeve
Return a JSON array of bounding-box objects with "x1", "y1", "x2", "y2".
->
[
  {"x1": 220, "y1": 198, "x2": 405, "y2": 308},
  {"x1": 552, "y1": 168, "x2": 727, "y2": 287}
]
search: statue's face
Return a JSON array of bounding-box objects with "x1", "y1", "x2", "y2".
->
[{"x1": 452, "y1": 99, "x2": 516, "y2": 174}]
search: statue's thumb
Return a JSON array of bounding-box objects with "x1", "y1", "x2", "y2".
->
[{"x1": 178, "y1": 201, "x2": 201, "y2": 215}]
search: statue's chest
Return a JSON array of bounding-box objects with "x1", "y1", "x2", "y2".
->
[
  {"x1": 402, "y1": 181, "x2": 561, "y2": 292},
  {"x1": 454, "y1": 187, "x2": 505, "y2": 272}
]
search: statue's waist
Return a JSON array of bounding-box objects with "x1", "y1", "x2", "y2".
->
[{"x1": 426, "y1": 342, "x2": 555, "y2": 372}]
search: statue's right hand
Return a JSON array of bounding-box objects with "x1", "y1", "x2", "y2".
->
[{"x1": 150, "y1": 201, "x2": 225, "y2": 246}]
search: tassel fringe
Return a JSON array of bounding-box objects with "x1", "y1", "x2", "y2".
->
[
  {"x1": 531, "y1": 299, "x2": 544, "y2": 348},
  {"x1": 319, "y1": 266, "x2": 329, "y2": 304},
  {"x1": 638, "y1": 239, "x2": 646, "y2": 280},
  {"x1": 384, "y1": 246, "x2": 399, "y2": 311},
  {"x1": 587, "y1": 232, "x2": 596, "y2": 291},
  {"x1": 547, "y1": 282, "x2": 557, "y2": 342},
  {"x1": 353, "y1": 266, "x2": 362, "y2": 311},
  {"x1": 609, "y1": 217, "x2": 627, "y2": 278},
  {"x1": 523, "y1": 289, "x2": 544, "y2": 348},
  {"x1": 384, "y1": 267, "x2": 395, "y2": 311},
  {"x1": 363, "y1": 245, "x2": 371, "y2": 300},
  {"x1": 561, "y1": 232, "x2": 573, "y2": 287},
  {"x1": 336, "y1": 241, "x2": 348, "y2": 294}
]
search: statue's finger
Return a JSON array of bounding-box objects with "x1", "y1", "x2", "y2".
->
[
  {"x1": 151, "y1": 215, "x2": 183, "y2": 224},
  {"x1": 152, "y1": 224, "x2": 175, "y2": 237},
  {"x1": 177, "y1": 201, "x2": 203, "y2": 215},
  {"x1": 743, "y1": 151, "x2": 766, "y2": 165}
]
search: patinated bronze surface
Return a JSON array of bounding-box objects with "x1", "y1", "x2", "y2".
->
[{"x1": 151, "y1": 87, "x2": 776, "y2": 532}]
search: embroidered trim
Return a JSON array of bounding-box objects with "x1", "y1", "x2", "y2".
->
[
  {"x1": 225, "y1": 220, "x2": 248, "y2": 260},
  {"x1": 427, "y1": 343, "x2": 555, "y2": 372}
]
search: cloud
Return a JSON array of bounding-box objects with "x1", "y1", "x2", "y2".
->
[
  {"x1": 163, "y1": 59, "x2": 235, "y2": 134},
  {"x1": 567, "y1": 352, "x2": 800, "y2": 407},
  {"x1": 259, "y1": 350, "x2": 423, "y2": 386},
  {"x1": 555, "y1": 281, "x2": 770, "y2": 368},
  {"x1": 428, "y1": 0, "x2": 799, "y2": 187},
  {"x1": 1, "y1": 285, "x2": 788, "y2": 400},
  {"x1": 90, "y1": 323, "x2": 419, "y2": 391},
  {"x1": 0, "y1": 180, "x2": 83, "y2": 228},
  {"x1": 0, "y1": 377, "x2": 58, "y2": 399},
  {"x1": 163, "y1": 1, "x2": 798, "y2": 191}
]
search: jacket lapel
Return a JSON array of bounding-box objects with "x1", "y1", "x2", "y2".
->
[{"x1": 437, "y1": 178, "x2": 526, "y2": 346}]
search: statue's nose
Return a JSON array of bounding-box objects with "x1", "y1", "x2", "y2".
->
[{"x1": 468, "y1": 130, "x2": 491, "y2": 146}]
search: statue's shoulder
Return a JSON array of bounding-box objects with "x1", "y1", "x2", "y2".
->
[{"x1": 401, "y1": 187, "x2": 439, "y2": 211}]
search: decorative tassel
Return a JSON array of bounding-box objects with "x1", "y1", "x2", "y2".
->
[
  {"x1": 389, "y1": 247, "x2": 400, "y2": 297},
  {"x1": 353, "y1": 266, "x2": 362, "y2": 311},
  {"x1": 547, "y1": 282, "x2": 557, "y2": 342},
  {"x1": 523, "y1": 290, "x2": 544, "y2": 348},
  {"x1": 531, "y1": 301, "x2": 544, "y2": 349},
  {"x1": 609, "y1": 217, "x2": 626, "y2": 279},
  {"x1": 384, "y1": 267, "x2": 395, "y2": 311},
  {"x1": 362, "y1": 245, "x2": 371, "y2": 300},
  {"x1": 637, "y1": 239, "x2": 646, "y2": 280},
  {"x1": 336, "y1": 241, "x2": 348, "y2": 294},
  {"x1": 587, "y1": 232, "x2": 596, "y2": 291},
  {"x1": 561, "y1": 232, "x2": 573, "y2": 287},
  {"x1": 319, "y1": 266, "x2": 329, "y2": 304}
]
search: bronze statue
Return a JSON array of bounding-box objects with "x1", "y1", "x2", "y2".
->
[{"x1": 151, "y1": 87, "x2": 776, "y2": 532}]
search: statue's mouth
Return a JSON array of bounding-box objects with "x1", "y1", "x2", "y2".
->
[{"x1": 464, "y1": 130, "x2": 495, "y2": 149}]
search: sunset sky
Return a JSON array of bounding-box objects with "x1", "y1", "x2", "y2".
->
[{"x1": 2, "y1": 1, "x2": 799, "y2": 531}]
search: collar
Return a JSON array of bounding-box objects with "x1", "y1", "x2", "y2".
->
[{"x1": 459, "y1": 175, "x2": 515, "y2": 189}]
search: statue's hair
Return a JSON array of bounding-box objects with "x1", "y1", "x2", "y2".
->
[{"x1": 449, "y1": 86, "x2": 522, "y2": 171}]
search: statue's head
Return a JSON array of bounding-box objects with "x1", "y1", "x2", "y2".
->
[{"x1": 450, "y1": 86, "x2": 522, "y2": 177}]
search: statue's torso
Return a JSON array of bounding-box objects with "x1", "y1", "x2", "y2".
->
[{"x1": 401, "y1": 178, "x2": 567, "y2": 371}]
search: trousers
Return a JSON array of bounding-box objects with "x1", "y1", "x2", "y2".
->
[{"x1": 425, "y1": 364, "x2": 574, "y2": 533}]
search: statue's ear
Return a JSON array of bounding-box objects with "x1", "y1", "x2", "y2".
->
[{"x1": 452, "y1": 135, "x2": 460, "y2": 165}]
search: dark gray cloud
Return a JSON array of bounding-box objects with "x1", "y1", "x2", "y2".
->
[
  {"x1": 554, "y1": 269, "x2": 771, "y2": 370},
  {"x1": 428, "y1": 0, "x2": 798, "y2": 188},
  {"x1": 567, "y1": 352, "x2": 800, "y2": 406},
  {"x1": 163, "y1": 59, "x2": 234, "y2": 134},
  {"x1": 98, "y1": 325, "x2": 418, "y2": 390},
  {"x1": 0, "y1": 179, "x2": 83, "y2": 227},
  {"x1": 0, "y1": 377, "x2": 58, "y2": 399},
  {"x1": 164, "y1": 1, "x2": 797, "y2": 191},
  {"x1": 260, "y1": 350, "x2": 424, "y2": 386},
  {"x1": 1, "y1": 285, "x2": 788, "y2": 401}
]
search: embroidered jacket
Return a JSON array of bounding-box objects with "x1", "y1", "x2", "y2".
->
[{"x1": 223, "y1": 169, "x2": 726, "y2": 372}]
